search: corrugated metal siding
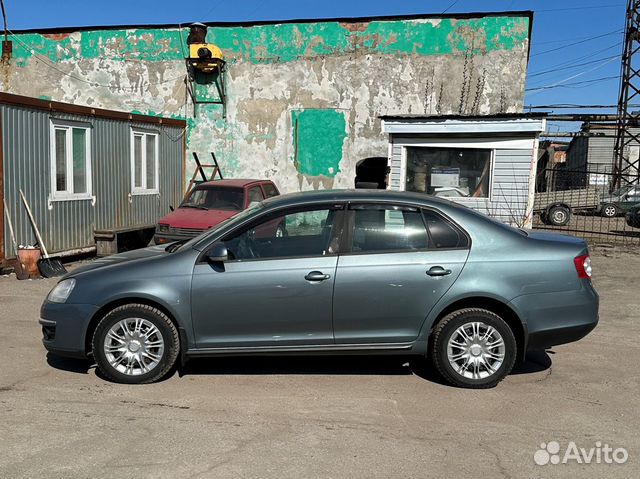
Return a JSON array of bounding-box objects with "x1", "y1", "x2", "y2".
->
[
  {"x1": 488, "y1": 149, "x2": 532, "y2": 224},
  {"x1": 389, "y1": 143, "x2": 403, "y2": 190},
  {"x1": 2, "y1": 104, "x2": 184, "y2": 259},
  {"x1": 566, "y1": 127, "x2": 640, "y2": 174},
  {"x1": 387, "y1": 136, "x2": 534, "y2": 226}
]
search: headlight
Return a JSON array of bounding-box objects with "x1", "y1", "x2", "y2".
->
[
  {"x1": 47, "y1": 278, "x2": 76, "y2": 303},
  {"x1": 158, "y1": 223, "x2": 170, "y2": 233}
]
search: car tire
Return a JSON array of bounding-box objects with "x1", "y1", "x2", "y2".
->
[
  {"x1": 431, "y1": 308, "x2": 517, "y2": 389},
  {"x1": 601, "y1": 204, "x2": 618, "y2": 218},
  {"x1": 547, "y1": 205, "x2": 571, "y2": 226},
  {"x1": 539, "y1": 211, "x2": 549, "y2": 225},
  {"x1": 92, "y1": 304, "x2": 180, "y2": 384}
]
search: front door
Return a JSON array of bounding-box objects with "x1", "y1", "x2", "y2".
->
[
  {"x1": 191, "y1": 205, "x2": 343, "y2": 348},
  {"x1": 332, "y1": 205, "x2": 469, "y2": 344}
]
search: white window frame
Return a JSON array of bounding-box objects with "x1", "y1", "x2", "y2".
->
[
  {"x1": 49, "y1": 120, "x2": 92, "y2": 201},
  {"x1": 130, "y1": 128, "x2": 160, "y2": 195},
  {"x1": 400, "y1": 143, "x2": 496, "y2": 201}
]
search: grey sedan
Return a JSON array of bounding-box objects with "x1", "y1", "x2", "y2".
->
[{"x1": 40, "y1": 190, "x2": 598, "y2": 389}]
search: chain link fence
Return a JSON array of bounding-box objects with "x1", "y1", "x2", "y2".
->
[{"x1": 532, "y1": 166, "x2": 640, "y2": 245}]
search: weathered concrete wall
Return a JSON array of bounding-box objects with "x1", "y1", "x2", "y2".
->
[{"x1": 1, "y1": 15, "x2": 531, "y2": 193}]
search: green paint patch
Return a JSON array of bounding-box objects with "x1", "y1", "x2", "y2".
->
[
  {"x1": 11, "y1": 15, "x2": 528, "y2": 65},
  {"x1": 292, "y1": 109, "x2": 346, "y2": 178},
  {"x1": 361, "y1": 17, "x2": 529, "y2": 56}
]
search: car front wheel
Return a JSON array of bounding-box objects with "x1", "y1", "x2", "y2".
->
[
  {"x1": 431, "y1": 308, "x2": 517, "y2": 389},
  {"x1": 92, "y1": 304, "x2": 180, "y2": 384}
]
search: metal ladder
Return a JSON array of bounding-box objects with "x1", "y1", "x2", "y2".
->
[{"x1": 184, "y1": 152, "x2": 223, "y2": 200}]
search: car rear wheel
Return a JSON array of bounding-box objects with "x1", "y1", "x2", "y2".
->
[
  {"x1": 601, "y1": 204, "x2": 618, "y2": 218},
  {"x1": 92, "y1": 304, "x2": 180, "y2": 384},
  {"x1": 547, "y1": 205, "x2": 571, "y2": 226},
  {"x1": 431, "y1": 308, "x2": 517, "y2": 389}
]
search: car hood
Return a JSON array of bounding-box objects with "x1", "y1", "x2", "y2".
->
[
  {"x1": 66, "y1": 245, "x2": 169, "y2": 277},
  {"x1": 158, "y1": 208, "x2": 238, "y2": 229}
]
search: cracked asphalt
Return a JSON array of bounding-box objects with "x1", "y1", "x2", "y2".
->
[{"x1": 0, "y1": 248, "x2": 638, "y2": 478}]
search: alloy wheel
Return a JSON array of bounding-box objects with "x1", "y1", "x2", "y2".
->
[
  {"x1": 446, "y1": 321, "x2": 506, "y2": 380},
  {"x1": 603, "y1": 205, "x2": 617, "y2": 218},
  {"x1": 103, "y1": 318, "x2": 165, "y2": 376}
]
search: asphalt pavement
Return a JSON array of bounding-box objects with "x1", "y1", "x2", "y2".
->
[{"x1": 0, "y1": 249, "x2": 638, "y2": 478}]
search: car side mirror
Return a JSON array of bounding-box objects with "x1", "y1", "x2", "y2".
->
[
  {"x1": 169, "y1": 205, "x2": 175, "y2": 212},
  {"x1": 206, "y1": 242, "x2": 228, "y2": 263}
]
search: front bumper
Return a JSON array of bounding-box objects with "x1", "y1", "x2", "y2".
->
[
  {"x1": 40, "y1": 302, "x2": 100, "y2": 359},
  {"x1": 510, "y1": 281, "x2": 599, "y2": 352}
]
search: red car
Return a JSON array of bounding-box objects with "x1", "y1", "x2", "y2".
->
[{"x1": 154, "y1": 179, "x2": 280, "y2": 244}]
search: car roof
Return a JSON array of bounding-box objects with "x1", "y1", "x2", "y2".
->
[
  {"x1": 197, "y1": 179, "x2": 271, "y2": 188},
  {"x1": 261, "y1": 188, "x2": 455, "y2": 209}
]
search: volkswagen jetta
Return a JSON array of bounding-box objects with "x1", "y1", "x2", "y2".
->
[{"x1": 40, "y1": 190, "x2": 599, "y2": 388}]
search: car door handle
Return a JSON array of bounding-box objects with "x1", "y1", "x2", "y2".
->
[
  {"x1": 305, "y1": 271, "x2": 331, "y2": 282},
  {"x1": 427, "y1": 266, "x2": 452, "y2": 277}
]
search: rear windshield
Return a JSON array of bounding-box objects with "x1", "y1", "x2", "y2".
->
[{"x1": 181, "y1": 186, "x2": 244, "y2": 211}]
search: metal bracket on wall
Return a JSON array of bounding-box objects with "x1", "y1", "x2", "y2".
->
[{"x1": 185, "y1": 61, "x2": 227, "y2": 119}]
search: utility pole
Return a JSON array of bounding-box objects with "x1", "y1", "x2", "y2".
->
[{"x1": 613, "y1": 0, "x2": 640, "y2": 189}]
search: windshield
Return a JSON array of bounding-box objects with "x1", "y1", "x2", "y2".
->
[
  {"x1": 181, "y1": 186, "x2": 244, "y2": 211},
  {"x1": 177, "y1": 202, "x2": 265, "y2": 251},
  {"x1": 610, "y1": 185, "x2": 633, "y2": 197}
]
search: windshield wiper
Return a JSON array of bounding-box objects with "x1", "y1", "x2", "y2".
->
[
  {"x1": 165, "y1": 239, "x2": 188, "y2": 253},
  {"x1": 180, "y1": 205, "x2": 209, "y2": 210}
]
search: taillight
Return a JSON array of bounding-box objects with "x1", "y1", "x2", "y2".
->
[{"x1": 574, "y1": 254, "x2": 592, "y2": 280}]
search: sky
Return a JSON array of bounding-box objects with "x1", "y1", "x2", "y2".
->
[{"x1": 1, "y1": 0, "x2": 628, "y2": 126}]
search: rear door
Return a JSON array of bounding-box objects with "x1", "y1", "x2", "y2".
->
[{"x1": 332, "y1": 204, "x2": 470, "y2": 344}]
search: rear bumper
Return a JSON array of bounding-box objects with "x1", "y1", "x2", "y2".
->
[
  {"x1": 510, "y1": 281, "x2": 599, "y2": 352},
  {"x1": 526, "y1": 322, "x2": 598, "y2": 351}
]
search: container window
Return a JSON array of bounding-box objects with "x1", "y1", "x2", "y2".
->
[
  {"x1": 406, "y1": 147, "x2": 491, "y2": 198},
  {"x1": 50, "y1": 122, "x2": 91, "y2": 200},
  {"x1": 131, "y1": 129, "x2": 159, "y2": 194}
]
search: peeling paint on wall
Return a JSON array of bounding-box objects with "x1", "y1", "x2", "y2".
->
[{"x1": 2, "y1": 14, "x2": 531, "y2": 194}]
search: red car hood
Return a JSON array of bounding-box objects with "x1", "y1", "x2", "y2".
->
[{"x1": 158, "y1": 208, "x2": 239, "y2": 229}]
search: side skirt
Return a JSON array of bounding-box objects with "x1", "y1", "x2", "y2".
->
[{"x1": 185, "y1": 342, "x2": 416, "y2": 358}]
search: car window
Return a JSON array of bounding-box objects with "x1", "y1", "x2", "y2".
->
[
  {"x1": 351, "y1": 206, "x2": 429, "y2": 253},
  {"x1": 222, "y1": 207, "x2": 338, "y2": 261},
  {"x1": 247, "y1": 186, "x2": 264, "y2": 205},
  {"x1": 262, "y1": 183, "x2": 279, "y2": 198},
  {"x1": 422, "y1": 209, "x2": 469, "y2": 249}
]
